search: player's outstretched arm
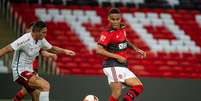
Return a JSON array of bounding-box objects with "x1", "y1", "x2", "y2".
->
[
  {"x1": 96, "y1": 44, "x2": 127, "y2": 63},
  {"x1": 0, "y1": 45, "x2": 14, "y2": 57},
  {"x1": 48, "y1": 46, "x2": 76, "y2": 56},
  {"x1": 41, "y1": 50, "x2": 57, "y2": 60},
  {"x1": 127, "y1": 41, "x2": 146, "y2": 58}
]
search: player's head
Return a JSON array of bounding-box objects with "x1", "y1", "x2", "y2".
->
[
  {"x1": 108, "y1": 8, "x2": 121, "y2": 29},
  {"x1": 25, "y1": 22, "x2": 34, "y2": 33},
  {"x1": 32, "y1": 21, "x2": 47, "y2": 40}
]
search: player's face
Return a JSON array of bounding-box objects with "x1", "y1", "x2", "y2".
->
[
  {"x1": 37, "y1": 27, "x2": 47, "y2": 40},
  {"x1": 108, "y1": 14, "x2": 121, "y2": 29}
]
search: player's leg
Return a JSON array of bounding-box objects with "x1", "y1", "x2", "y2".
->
[
  {"x1": 123, "y1": 71, "x2": 144, "y2": 101},
  {"x1": 15, "y1": 71, "x2": 50, "y2": 101},
  {"x1": 109, "y1": 82, "x2": 122, "y2": 101},
  {"x1": 103, "y1": 67, "x2": 124, "y2": 101},
  {"x1": 13, "y1": 87, "x2": 27, "y2": 101},
  {"x1": 31, "y1": 68, "x2": 40, "y2": 101},
  {"x1": 31, "y1": 89, "x2": 40, "y2": 101},
  {"x1": 28, "y1": 75, "x2": 50, "y2": 101}
]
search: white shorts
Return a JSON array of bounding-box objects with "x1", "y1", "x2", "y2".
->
[{"x1": 103, "y1": 67, "x2": 136, "y2": 85}]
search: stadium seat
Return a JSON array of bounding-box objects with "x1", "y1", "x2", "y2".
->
[{"x1": 195, "y1": 15, "x2": 201, "y2": 26}]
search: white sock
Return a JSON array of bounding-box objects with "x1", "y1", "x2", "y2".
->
[{"x1": 39, "y1": 91, "x2": 49, "y2": 101}]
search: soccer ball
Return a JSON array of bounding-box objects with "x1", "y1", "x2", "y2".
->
[{"x1": 83, "y1": 95, "x2": 99, "y2": 101}]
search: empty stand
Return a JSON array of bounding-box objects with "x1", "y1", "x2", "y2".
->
[{"x1": 9, "y1": 2, "x2": 201, "y2": 78}]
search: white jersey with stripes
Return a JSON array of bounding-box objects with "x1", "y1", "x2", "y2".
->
[{"x1": 10, "y1": 32, "x2": 52, "y2": 81}]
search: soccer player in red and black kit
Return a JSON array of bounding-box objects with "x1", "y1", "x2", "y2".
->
[{"x1": 96, "y1": 8, "x2": 146, "y2": 101}]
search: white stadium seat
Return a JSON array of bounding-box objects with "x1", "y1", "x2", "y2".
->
[
  {"x1": 163, "y1": 19, "x2": 175, "y2": 25},
  {"x1": 78, "y1": 16, "x2": 89, "y2": 23},
  {"x1": 147, "y1": 13, "x2": 158, "y2": 19},
  {"x1": 123, "y1": 13, "x2": 134, "y2": 21},
  {"x1": 176, "y1": 45, "x2": 190, "y2": 53},
  {"x1": 160, "y1": 13, "x2": 172, "y2": 19},
  {"x1": 189, "y1": 46, "x2": 201, "y2": 53},
  {"x1": 171, "y1": 40, "x2": 184, "y2": 46},
  {"x1": 61, "y1": 9, "x2": 72, "y2": 16},
  {"x1": 195, "y1": 15, "x2": 201, "y2": 27},
  {"x1": 73, "y1": 10, "x2": 84, "y2": 16},
  {"x1": 139, "y1": 18, "x2": 151, "y2": 25},
  {"x1": 164, "y1": 45, "x2": 177, "y2": 52},
  {"x1": 151, "y1": 44, "x2": 163, "y2": 52},
  {"x1": 134, "y1": 12, "x2": 146, "y2": 19},
  {"x1": 167, "y1": 0, "x2": 180, "y2": 6},
  {"x1": 35, "y1": 8, "x2": 46, "y2": 17},
  {"x1": 37, "y1": 14, "x2": 52, "y2": 22},
  {"x1": 133, "y1": 0, "x2": 144, "y2": 4},
  {"x1": 64, "y1": 15, "x2": 76, "y2": 23},
  {"x1": 48, "y1": 9, "x2": 60, "y2": 17},
  {"x1": 53, "y1": 14, "x2": 65, "y2": 22},
  {"x1": 90, "y1": 16, "x2": 101, "y2": 25},
  {"x1": 151, "y1": 19, "x2": 163, "y2": 26},
  {"x1": 85, "y1": 11, "x2": 96, "y2": 17}
]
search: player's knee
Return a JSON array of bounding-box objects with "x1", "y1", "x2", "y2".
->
[
  {"x1": 114, "y1": 90, "x2": 121, "y2": 97},
  {"x1": 41, "y1": 81, "x2": 50, "y2": 91},
  {"x1": 112, "y1": 86, "x2": 122, "y2": 97},
  {"x1": 43, "y1": 81, "x2": 50, "y2": 91},
  {"x1": 133, "y1": 79, "x2": 144, "y2": 93}
]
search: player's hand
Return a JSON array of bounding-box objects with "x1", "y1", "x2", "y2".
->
[
  {"x1": 64, "y1": 50, "x2": 76, "y2": 56},
  {"x1": 137, "y1": 49, "x2": 146, "y2": 58},
  {"x1": 51, "y1": 54, "x2": 57, "y2": 60},
  {"x1": 116, "y1": 55, "x2": 127, "y2": 64}
]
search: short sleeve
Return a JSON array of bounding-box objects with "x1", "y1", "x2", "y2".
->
[
  {"x1": 41, "y1": 38, "x2": 52, "y2": 50},
  {"x1": 10, "y1": 36, "x2": 27, "y2": 50},
  {"x1": 97, "y1": 32, "x2": 110, "y2": 47}
]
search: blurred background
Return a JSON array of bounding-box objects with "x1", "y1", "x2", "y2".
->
[{"x1": 0, "y1": 0, "x2": 201, "y2": 101}]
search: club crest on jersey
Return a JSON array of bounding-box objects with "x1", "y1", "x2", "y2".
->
[
  {"x1": 118, "y1": 74, "x2": 123, "y2": 79},
  {"x1": 100, "y1": 35, "x2": 106, "y2": 41}
]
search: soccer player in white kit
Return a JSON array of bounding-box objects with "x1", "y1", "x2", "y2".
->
[
  {"x1": 13, "y1": 22, "x2": 57, "y2": 101},
  {"x1": 0, "y1": 21, "x2": 76, "y2": 101}
]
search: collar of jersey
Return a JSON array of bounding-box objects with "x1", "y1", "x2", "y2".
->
[{"x1": 28, "y1": 32, "x2": 38, "y2": 44}]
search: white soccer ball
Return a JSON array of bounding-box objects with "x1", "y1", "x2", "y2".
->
[{"x1": 83, "y1": 95, "x2": 99, "y2": 101}]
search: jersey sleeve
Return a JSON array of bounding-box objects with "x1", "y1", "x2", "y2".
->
[
  {"x1": 97, "y1": 32, "x2": 110, "y2": 47},
  {"x1": 41, "y1": 38, "x2": 52, "y2": 50},
  {"x1": 10, "y1": 36, "x2": 27, "y2": 50}
]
